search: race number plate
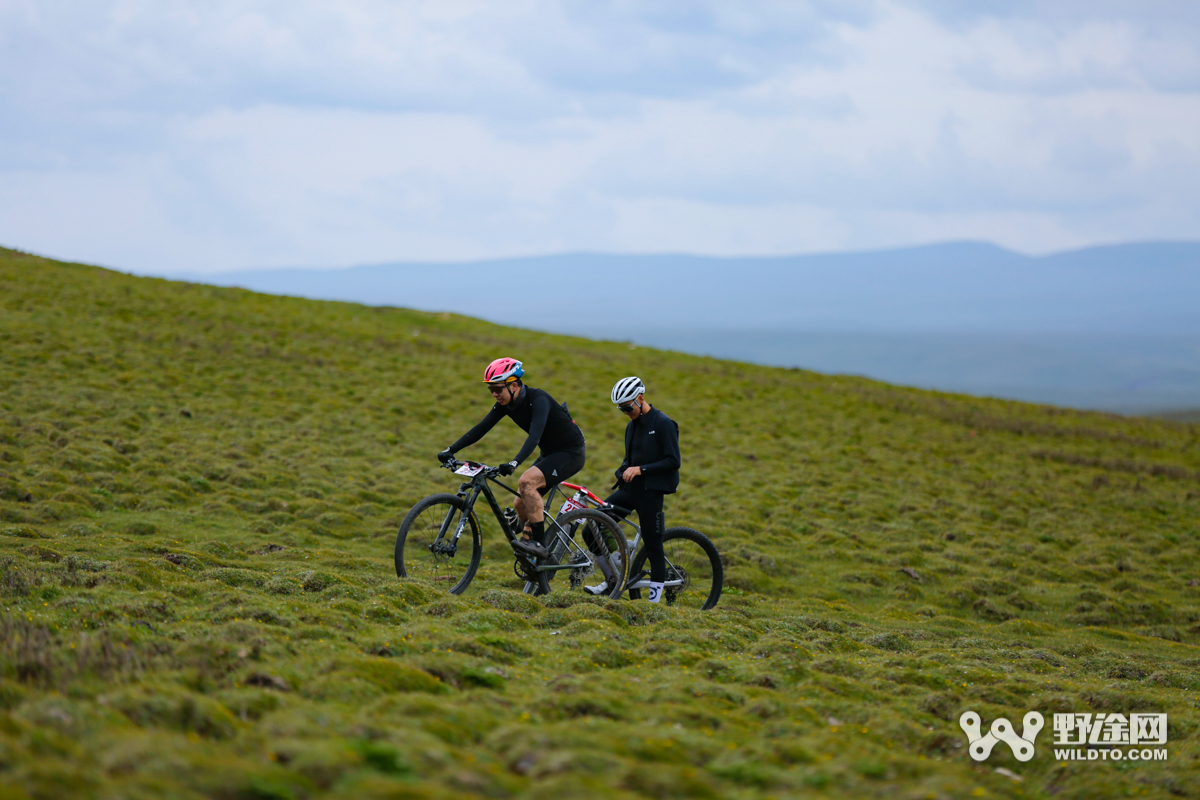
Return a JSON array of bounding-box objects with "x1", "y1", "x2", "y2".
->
[
  {"x1": 559, "y1": 496, "x2": 587, "y2": 514},
  {"x1": 453, "y1": 462, "x2": 485, "y2": 477}
]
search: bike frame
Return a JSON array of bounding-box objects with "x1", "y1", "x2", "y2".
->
[
  {"x1": 440, "y1": 463, "x2": 596, "y2": 577},
  {"x1": 430, "y1": 461, "x2": 690, "y2": 595},
  {"x1": 550, "y1": 481, "x2": 686, "y2": 593},
  {"x1": 453, "y1": 469, "x2": 520, "y2": 543}
]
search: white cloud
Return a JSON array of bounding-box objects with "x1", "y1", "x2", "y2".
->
[{"x1": 0, "y1": 0, "x2": 1197, "y2": 273}]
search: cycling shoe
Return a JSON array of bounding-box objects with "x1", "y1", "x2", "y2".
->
[{"x1": 511, "y1": 536, "x2": 550, "y2": 559}]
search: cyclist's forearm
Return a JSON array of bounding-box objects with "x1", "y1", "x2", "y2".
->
[
  {"x1": 449, "y1": 408, "x2": 503, "y2": 452},
  {"x1": 638, "y1": 454, "x2": 680, "y2": 475}
]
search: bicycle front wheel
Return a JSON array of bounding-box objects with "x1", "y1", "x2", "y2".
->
[
  {"x1": 536, "y1": 508, "x2": 629, "y2": 600},
  {"x1": 628, "y1": 526, "x2": 723, "y2": 610},
  {"x1": 395, "y1": 493, "x2": 482, "y2": 595}
]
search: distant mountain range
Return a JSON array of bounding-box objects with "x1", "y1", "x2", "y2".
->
[
  {"x1": 184, "y1": 241, "x2": 1200, "y2": 335},
  {"x1": 174, "y1": 241, "x2": 1200, "y2": 414}
]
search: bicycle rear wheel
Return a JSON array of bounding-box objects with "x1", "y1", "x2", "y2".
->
[
  {"x1": 536, "y1": 508, "x2": 628, "y2": 600},
  {"x1": 628, "y1": 526, "x2": 723, "y2": 610},
  {"x1": 395, "y1": 493, "x2": 482, "y2": 595}
]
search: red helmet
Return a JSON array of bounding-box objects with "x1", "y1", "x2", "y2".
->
[{"x1": 483, "y1": 358, "x2": 524, "y2": 383}]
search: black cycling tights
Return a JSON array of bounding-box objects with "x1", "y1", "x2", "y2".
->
[{"x1": 605, "y1": 484, "x2": 666, "y2": 583}]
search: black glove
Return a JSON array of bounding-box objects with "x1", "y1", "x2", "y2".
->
[
  {"x1": 498, "y1": 460, "x2": 518, "y2": 476},
  {"x1": 437, "y1": 449, "x2": 454, "y2": 464}
]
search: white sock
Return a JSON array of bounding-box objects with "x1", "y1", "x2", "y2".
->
[{"x1": 647, "y1": 581, "x2": 664, "y2": 603}]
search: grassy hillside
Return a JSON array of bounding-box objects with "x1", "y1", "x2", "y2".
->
[{"x1": 1, "y1": 245, "x2": 1198, "y2": 799}]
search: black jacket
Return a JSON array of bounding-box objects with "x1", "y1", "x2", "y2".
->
[
  {"x1": 615, "y1": 406, "x2": 680, "y2": 494},
  {"x1": 449, "y1": 386, "x2": 585, "y2": 465}
]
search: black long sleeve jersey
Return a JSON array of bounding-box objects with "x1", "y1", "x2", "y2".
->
[
  {"x1": 449, "y1": 386, "x2": 585, "y2": 465},
  {"x1": 615, "y1": 406, "x2": 680, "y2": 494}
]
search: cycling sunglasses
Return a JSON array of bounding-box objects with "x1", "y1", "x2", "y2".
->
[
  {"x1": 488, "y1": 382, "x2": 515, "y2": 395},
  {"x1": 618, "y1": 403, "x2": 636, "y2": 414}
]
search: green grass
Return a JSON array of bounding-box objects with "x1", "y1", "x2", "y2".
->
[{"x1": 1, "y1": 245, "x2": 1199, "y2": 799}]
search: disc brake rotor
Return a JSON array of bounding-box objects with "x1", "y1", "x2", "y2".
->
[{"x1": 665, "y1": 566, "x2": 687, "y2": 604}]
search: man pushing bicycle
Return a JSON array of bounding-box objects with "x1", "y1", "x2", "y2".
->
[
  {"x1": 438, "y1": 358, "x2": 586, "y2": 559},
  {"x1": 588, "y1": 376, "x2": 680, "y2": 602}
]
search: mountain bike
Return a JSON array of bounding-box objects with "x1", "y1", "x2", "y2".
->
[
  {"x1": 394, "y1": 458, "x2": 629, "y2": 599},
  {"x1": 553, "y1": 481, "x2": 723, "y2": 610}
]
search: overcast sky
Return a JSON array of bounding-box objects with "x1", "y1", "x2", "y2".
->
[{"x1": 2, "y1": 1, "x2": 1198, "y2": 275}]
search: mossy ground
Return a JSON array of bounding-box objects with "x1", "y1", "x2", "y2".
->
[{"x1": 1, "y1": 245, "x2": 1199, "y2": 799}]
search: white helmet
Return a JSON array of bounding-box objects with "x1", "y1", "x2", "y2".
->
[{"x1": 611, "y1": 376, "x2": 645, "y2": 405}]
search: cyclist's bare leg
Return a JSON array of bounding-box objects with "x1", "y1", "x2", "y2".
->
[
  {"x1": 515, "y1": 467, "x2": 547, "y2": 530},
  {"x1": 510, "y1": 467, "x2": 551, "y2": 558}
]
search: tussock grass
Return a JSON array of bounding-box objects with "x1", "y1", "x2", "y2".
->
[{"x1": 1, "y1": 245, "x2": 1198, "y2": 798}]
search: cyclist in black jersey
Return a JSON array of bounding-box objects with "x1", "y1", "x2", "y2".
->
[
  {"x1": 587, "y1": 376, "x2": 680, "y2": 602},
  {"x1": 438, "y1": 358, "x2": 586, "y2": 558}
]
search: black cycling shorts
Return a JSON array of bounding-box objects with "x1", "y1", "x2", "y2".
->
[{"x1": 530, "y1": 447, "x2": 585, "y2": 493}]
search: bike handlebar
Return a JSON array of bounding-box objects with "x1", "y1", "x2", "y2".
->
[
  {"x1": 442, "y1": 458, "x2": 629, "y2": 512},
  {"x1": 440, "y1": 457, "x2": 503, "y2": 479}
]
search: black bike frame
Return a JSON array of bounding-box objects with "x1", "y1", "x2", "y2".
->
[
  {"x1": 454, "y1": 472, "x2": 520, "y2": 542},
  {"x1": 444, "y1": 470, "x2": 583, "y2": 574}
]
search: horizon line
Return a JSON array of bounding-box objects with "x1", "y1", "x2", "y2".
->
[
  {"x1": 192, "y1": 238, "x2": 1200, "y2": 277},
  {"x1": 5, "y1": 238, "x2": 1199, "y2": 279}
]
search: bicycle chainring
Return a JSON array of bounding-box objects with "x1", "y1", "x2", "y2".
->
[{"x1": 512, "y1": 555, "x2": 539, "y2": 583}]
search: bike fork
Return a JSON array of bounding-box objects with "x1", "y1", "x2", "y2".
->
[{"x1": 432, "y1": 505, "x2": 471, "y2": 555}]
